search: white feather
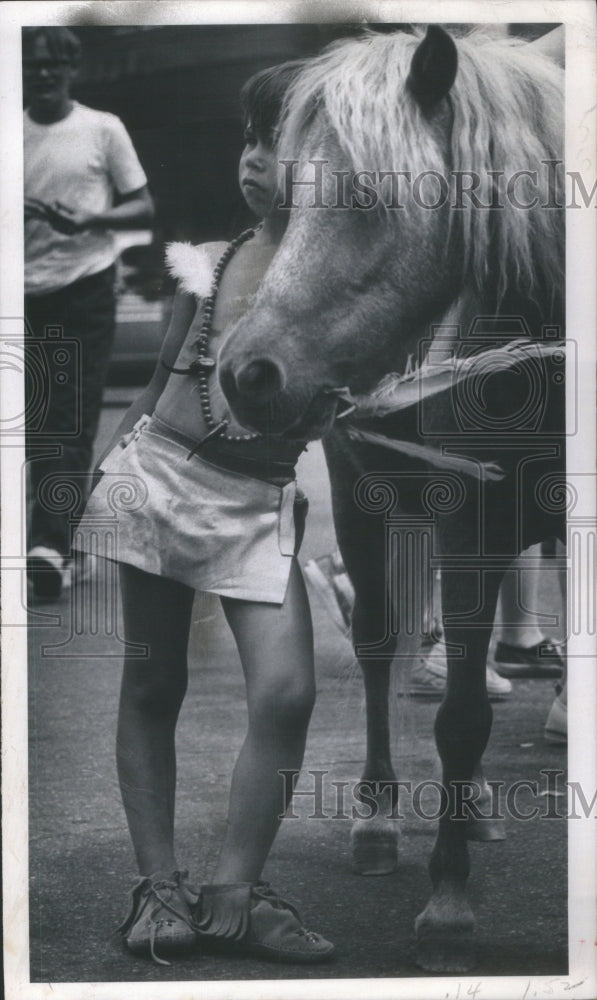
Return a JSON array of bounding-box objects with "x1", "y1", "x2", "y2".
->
[{"x1": 164, "y1": 242, "x2": 224, "y2": 298}]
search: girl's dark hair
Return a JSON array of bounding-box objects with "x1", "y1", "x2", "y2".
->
[
  {"x1": 240, "y1": 60, "x2": 306, "y2": 141},
  {"x1": 22, "y1": 26, "x2": 82, "y2": 65}
]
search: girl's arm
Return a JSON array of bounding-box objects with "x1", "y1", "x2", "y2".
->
[{"x1": 94, "y1": 285, "x2": 197, "y2": 469}]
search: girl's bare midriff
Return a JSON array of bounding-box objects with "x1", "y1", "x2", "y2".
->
[{"x1": 155, "y1": 234, "x2": 280, "y2": 443}]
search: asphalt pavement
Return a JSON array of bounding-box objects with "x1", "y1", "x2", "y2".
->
[{"x1": 27, "y1": 394, "x2": 568, "y2": 985}]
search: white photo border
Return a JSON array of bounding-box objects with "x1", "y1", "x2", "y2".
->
[{"x1": 1, "y1": 2, "x2": 595, "y2": 999}]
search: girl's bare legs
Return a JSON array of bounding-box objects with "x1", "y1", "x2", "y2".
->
[
  {"x1": 117, "y1": 563, "x2": 195, "y2": 876},
  {"x1": 217, "y1": 557, "x2": 315, "y2": 883}
]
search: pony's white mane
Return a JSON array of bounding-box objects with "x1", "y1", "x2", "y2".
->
[{"x1": 279, "y1": 29, "x2": 563, "y2": 305}]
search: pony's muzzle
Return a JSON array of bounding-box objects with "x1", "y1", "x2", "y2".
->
[{"x1": 221, "y1": 357, "x2": 285, "y2": 407}]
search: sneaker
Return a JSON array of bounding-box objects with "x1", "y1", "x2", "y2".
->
[
  {"x1": 494, "y1": 639, "x2": 564, "y2": 679},
  {"x1": 544, "y1": 684, "x2": 567, "y2": 745},
  {"x1": 61, "y1": 552, "x2": 97, "y2": 592},
  {"x1": 304, "y1": 553, "x2": 354, "y2": 635},
  {"x1": 401, "y1": 643, "x2": 512, "y2": 701},
  {"x1": 27, "y1": 545, "x2": 67, "y2": 600},
  {"x1": 195, "y1": 881, "x2": 335, "y2": 963},
  {"x1": 419, "y1": 617, "x2": 444, "y2": 648}
]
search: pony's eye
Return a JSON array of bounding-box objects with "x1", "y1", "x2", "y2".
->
[{"x1": 243, "y1": 128, "x2": 257, "y2": 147}]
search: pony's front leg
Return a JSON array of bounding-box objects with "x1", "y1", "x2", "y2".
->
[
  {"x1": 324, "y1": 434, "x2": 428, "y2": 875},
  {"x1": 415, "y1": 569, "x2": 503, "y2": 972},
  {"x1": 414, "y1": 684, "x2": 491, "y2": 970}
]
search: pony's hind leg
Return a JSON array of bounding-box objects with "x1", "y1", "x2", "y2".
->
[{"x1": 415, "y1": 566, "x2": 504, "y2": 972}]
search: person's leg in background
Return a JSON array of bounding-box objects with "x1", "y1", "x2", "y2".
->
[
  {"x1": 494, "y1": 539, "x2": 565, "y2": 680},
  {"x1": 25, "y1": 284, "x2": 74, "y2": 595},
  {"x1": 541, "y1": 538, "x2": 567, "y2": 744},
  {"x1": 26, "y1": 266, "x2": 116, "y2": 598}
]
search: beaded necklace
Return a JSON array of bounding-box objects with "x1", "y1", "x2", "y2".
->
[{"x1": 163, "y1": 226, "x2": 261, "y2": 459}]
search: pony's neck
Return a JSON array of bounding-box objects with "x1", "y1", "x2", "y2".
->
[
  {"x1": 426, "y1": 288, "x2": 483, "y2": 361},
  {"x1": 496, "y1": 280, "x2": 564, "y2": 340},
  {"x1": 430, "y1": 277, "x2": 564, "y2": 362}
]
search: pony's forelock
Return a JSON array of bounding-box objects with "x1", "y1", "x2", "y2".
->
[{"x1": 278, "y1": 28, "x2": 563, "y2": 305}]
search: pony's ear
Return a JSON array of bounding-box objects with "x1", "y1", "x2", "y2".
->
[
  {"x1": 407, "y1": 25, "x2": 458, "y2": 107},
  {"x1": 530, "y1": 25, "x2": 564, "y2": 68}
]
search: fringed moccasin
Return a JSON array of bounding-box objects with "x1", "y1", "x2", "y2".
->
[
  {"x1": 194, "y1": 881, "x2": 335, "y2": 963},
  {"x1": 116, "y1": 869, "x2": 199, "y2": 965}
]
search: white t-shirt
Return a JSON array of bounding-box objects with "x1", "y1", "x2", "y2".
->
[{"x1": 24, "y1": 101, "x2": 148, "y2": 296}]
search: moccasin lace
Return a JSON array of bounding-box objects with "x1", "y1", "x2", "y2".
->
[
  {"x1": 253, "y1": 882, "x2": 320, "y2": 940},
  {"x1": 116, "y1": 869, "x2": 197, "y2": 966}
]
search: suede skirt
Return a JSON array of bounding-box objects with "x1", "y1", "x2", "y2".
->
[{"x1": 75, "y1": 415, "x2": 306, "y2": 604}]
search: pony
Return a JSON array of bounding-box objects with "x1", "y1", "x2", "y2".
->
[{"x1": 218, "y1": 25, "x2": 566, "y2": 971}]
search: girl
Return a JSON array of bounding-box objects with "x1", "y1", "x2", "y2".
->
[{"x1": 77, "y1": 63, "x2": 334, "y2": 966}]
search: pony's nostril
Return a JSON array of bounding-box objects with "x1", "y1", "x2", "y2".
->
[{"x1": 236, "y1": 359, "x2": 284, "y2": 403}]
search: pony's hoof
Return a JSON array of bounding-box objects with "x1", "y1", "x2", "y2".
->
[
  {"x1": 414, "y1": 892, "x2": 476, "y2": 971},
  {"x1": 465, "y1": 816, "x2": 506, "y2": 841},
  {"x1": 415, "y1": 930, "x2": 476, "y2": 972},
  {"x1": 350, "y1": 819, "x2": 400, "y2": 875}
]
